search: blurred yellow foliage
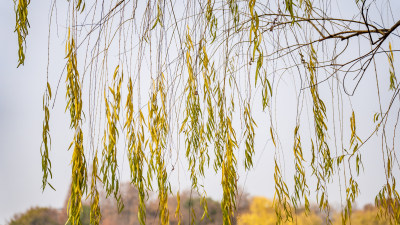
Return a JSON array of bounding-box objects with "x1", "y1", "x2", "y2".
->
[
  {"x1": 239, "y1": 197, "x2": 321, "y2": 225},
  {"x1": 239, "y1": 197, "x2": 391, "y2": 225},
  {"x1": 332, "y1": 205, "x2": 390, "y2": 225},
  {"x1": 238, "y1": 197, "x2": 276, "y2": 225}
]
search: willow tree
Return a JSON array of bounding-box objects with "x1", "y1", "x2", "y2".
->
[{"x1": 14, "y1": 0, "x2": 400, "y2": 224}]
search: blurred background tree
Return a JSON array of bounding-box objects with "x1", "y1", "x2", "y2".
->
[
  {"x1": 7, "y1": 188, "x2": 393, "y2": 225},
  {"x1": 9, "y1": 207, "x2": 63, "y2": 225}
]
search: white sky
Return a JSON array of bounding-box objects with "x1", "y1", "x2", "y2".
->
[
  {"x1": 1, "y1": 1, "x2": 400, "y2": 224},
  {"x1": 0, "y1": 2, "x2": 73, "y2": 224}
]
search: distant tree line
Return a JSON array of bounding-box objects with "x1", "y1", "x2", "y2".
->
[{"x1": 8, "y1": 182, "x2": 395, "y2": 225}]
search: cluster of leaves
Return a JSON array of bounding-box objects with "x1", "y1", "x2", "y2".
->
[
  {"x1": 307, "y1": 44, "x2": 332, "y2": 222},
  {"x1": 13, "y1": 0, "x2": 30, "y2": 67},
  {"x1": 147, "y1": 73, "x2": 170, "y2": 225},
  {"x1": 125, "y1": 77, "x2": 147, "y2": 225},
  {"x1": 100, "y1": 65, "x2": 124, "y2": 212},
  {"x1": 65, "y1": 27, "x2": 87, "y2": 225},
  {"x1": 40, "y1": 82, "x2": 53, "y2": 191}
]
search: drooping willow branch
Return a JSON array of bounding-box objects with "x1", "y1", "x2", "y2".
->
[{"x1": 14, "y1": 0, "x2": 400, "y2": 225}]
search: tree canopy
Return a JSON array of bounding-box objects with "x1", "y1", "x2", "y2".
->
[{"x1": 13, "y1": 0, "x2": 400, "y2": 224}]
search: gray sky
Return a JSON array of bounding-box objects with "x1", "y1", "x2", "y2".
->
[
  {"x1": 0, "y1": 2, "x2": 73, "y2": 224},
  {"x1": 1, "y1": 1, "x2": 400, "y2": 224}
]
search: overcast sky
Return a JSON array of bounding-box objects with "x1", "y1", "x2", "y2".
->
[
  {"x1": 0, "y1": 2, "x2": 73, "y2": 224},
  {"x1": 1, "y1": 1, "x2": 400, "y2": 225}
]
